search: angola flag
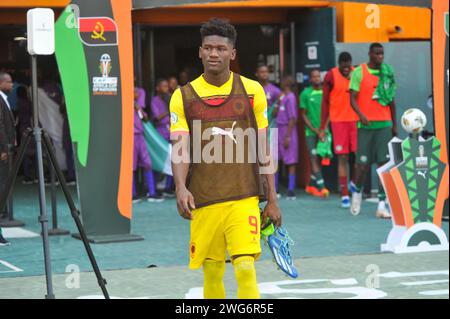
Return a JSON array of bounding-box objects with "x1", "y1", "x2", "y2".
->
[{"x1": 78, "y1": 17, "x2": 118, "y2": 46}]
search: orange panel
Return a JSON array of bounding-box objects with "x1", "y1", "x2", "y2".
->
[
  {"x1": 339, "y1": 2, "x2": 431, "y2": 42},
  {"x1": 381, "y1": 171, "x2": 406, "y2": 226},
  {"x1": 112, "y1": 0, "x2": 134, "y2": 220},
  {"x1": 0, "y1": 0, "x2": 69, "y2": 8},
  {"x1": 432, "y1": 0, "x2": 448, "y2": 164},
  {"x1": 391, "y1": 167, "x2": 414, "y2": 229}
]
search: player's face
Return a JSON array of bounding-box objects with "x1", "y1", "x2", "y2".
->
[
  {"x1": 169, "y1": 78, "x2": 178, "y2": 91},
  {"x1": 339, "y1": 61, "x2": 352, "y2": 77},
  {"x1": 369, "y1": 47, "x2": 384, "y2": 67},
  {"x1": 255, "y1": 66, "x2": 269, "y2": 82},
  {"x1": 310, "y1": 71, "x2": 321, "y2": 86},
  {"x1": 134, "y1": 88, "x2": 139, "y2": 102},
  {"x1": 157, "y1": 81, "x2": 170, "y2": 95},
  {"x1": 199, "y1": 35, "x2": 236, "y2": 75},
  {"x1": 0, "y1": 74, "x2": 13, "y2": 94}
]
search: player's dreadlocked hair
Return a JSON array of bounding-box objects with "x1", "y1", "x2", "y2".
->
[{"x1": 200, "y1": 18, "x2": 237, "y2": 47}]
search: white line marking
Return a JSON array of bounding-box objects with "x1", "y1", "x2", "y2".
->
[
  {"x1": 331, "y1": 278, "x2": 359, "y2": 285},
  {"x1": 2, "y1": 227, "x2": 39, "y2": 239},
  {"x1": 378, "y1": 270, "x2": 449, "y2": 278},
  {"x1": 0, "y1": 260, "x2": 23, "y2": 273},
  {"x1": 401, "y1": 280, "x2": 449, "y2": 286},
  {"x1": 419, "y1": 290, "x2": 449, "y2": 296}
]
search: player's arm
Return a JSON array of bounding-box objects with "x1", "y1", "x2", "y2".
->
[
  {"x1": 319, "y1": 71, "x2": 333, "y2": 140},
  {"x1": 172, "y1": 135, "x2": 195, "y2": 220},
  {"x1": 349, "y1": 68, "x2": 369, "y2": 126},
  {"x1": 254, "y1": 82, "x2": 282, "y2": 227},
  {"x1": 170, "y1": 89, "x2": 195, "y2": 220},
  {"x1": 300, "y1": 91, "x2": 318, "y2": 135},
  {"x1": 285, "y1": 96, "x2": 298, "y2": 149}
]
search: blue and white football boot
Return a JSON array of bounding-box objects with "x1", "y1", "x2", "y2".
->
[{"x1": 261, "y1": 220, "x2": 298, "y2": 279}]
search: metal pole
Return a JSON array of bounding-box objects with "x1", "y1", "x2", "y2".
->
[
  {"x1": 279, "y1": 28, "x2": 285, "y2": 80},
  {"x1": 31, "y1": 54, "x2": 55, "y2": 299},
  {"x1": 47, "y1": 143, "x2": 70, "y2": 236},
  {"x1": 149, "y1": 28, "x2": 155, "y2": 95}
]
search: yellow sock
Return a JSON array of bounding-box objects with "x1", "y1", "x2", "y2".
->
[
  {"x1": 232, "y1": 256, "x2": 260, "y2": 299},
  {"x1": 203, "y1": 259, "x2": 226, "y2": 299}
]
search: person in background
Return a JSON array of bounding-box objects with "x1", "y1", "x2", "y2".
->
[
  {"x1": 255, "y1": 64, "x2": 282, "y2": 194},
  {"x1": 349, "y1": 43, "x2": 397, "y2": 219},
  {"x1": 255, "y1": 64, "x2": 281, "y2": 111},
  {"x1": 300, "y1": 69, "x2": 329, "y2": 199},
  {"x1": 151, "y1": 79, "x2": 174, "y2": 197},
  {"x1": 133, "y1": 88, "x2": 164, "y2": 203},
  {"x1": 168, "y1": 75, "x2": 179, "y2": 96},
  {"x1": 319, "y1": 52, "x2": 358, "y2": 208},
  {"x1": 274, "y1": 75, "x2": 299, "y2": 200},
  {"x1": 0, "y1": 72, "x2": 15, "y2": 246}
]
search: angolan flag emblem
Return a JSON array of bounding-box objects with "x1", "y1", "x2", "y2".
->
[{"x1": 78, "y1": 17, "x2": 118, "y2": 46}]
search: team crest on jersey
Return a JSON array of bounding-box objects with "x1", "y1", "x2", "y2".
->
[
  {"x1": 233, "y1": 101, "x2": 244, "y2": 115},
  {"x1": 171, "y1": 112, "x2": 178, "y2": 125},
  {"x1": 190, "y1": 242, "x2": 196, "y2": 259}
]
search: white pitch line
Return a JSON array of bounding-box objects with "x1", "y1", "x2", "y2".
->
[
  {"x1": 401, "y1": 279, "x2": 449, "y2": 286},
  {"x1": 419, "y1": 290, "x2": 449, "y2": 296},
  {"x1": 378, "y1": 270, "x2": 449, "y2": 278},
  {"x1": 0, "y1": 260, "x2": 23, "y2": 273}
]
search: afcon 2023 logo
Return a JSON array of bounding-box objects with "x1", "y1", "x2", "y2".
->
[{"x1": 99, "y1": 53, "x2": 112, "y2": 78}]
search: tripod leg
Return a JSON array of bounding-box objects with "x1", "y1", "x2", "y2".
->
[
  {"x1": 34, "y1": 128, "x2": 55, "y2": 299},
  {"x1": 0, "y1": 129, "x2": 33, "y2": 216},
  {"x1": 41, "y1": 130, "x2": 110, "y2": 299}
]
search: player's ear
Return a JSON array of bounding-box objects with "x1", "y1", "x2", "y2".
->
[
  {"x1": 199, "y1": 46, "x2": 202, "y2": 59},
  {"x1": 231, "y1": 48, "x2": 236, "y2": 61}
]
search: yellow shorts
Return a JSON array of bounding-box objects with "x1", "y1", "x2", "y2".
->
[{"x1": 189, "y1": 196, "x2": 261, "y2": 269}]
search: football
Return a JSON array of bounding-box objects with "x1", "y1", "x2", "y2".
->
[{"x1": 400, "y1": 108, "x2": 427, "y2": 134}]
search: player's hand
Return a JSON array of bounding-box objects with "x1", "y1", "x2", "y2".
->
[
  {"x1": 176, "y1": 186, "x2": 195, "y2": 220},
  {"x1": 262, "y1": 201, "x2": 282, "y2": 227},
  {"x1": 359, "y1": 114, "x2": 370, "y2": 126},
  {"x1": 0, "y1": 152, "x2": 7, "y2": 162},
  {"x1": 318, "y1": 130, "x2": 326, "y2": 141},
  {"x1": 312, "y1": 128, "x2": 321, "y2": 136},
  {"x1": 283, "y1": 136, "x2": 290, "y2": 149}
]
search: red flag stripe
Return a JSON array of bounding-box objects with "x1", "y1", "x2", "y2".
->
[{"x1": 79, "y1": 17, "x2": 117, "y2": 33}]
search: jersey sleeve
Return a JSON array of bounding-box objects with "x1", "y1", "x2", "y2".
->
[
  {"x1": 349, "y1": 66, "x2": 363, "y2": 92},
  {"x1": 253, "y1": 82, "x2": 269, "y2": 130},
  {"x1": 169, "y1": 88, "x2": 189, "y2": 134},
  {"x1": 299, "y1": 88, "x2": 308, "y2": 110}
]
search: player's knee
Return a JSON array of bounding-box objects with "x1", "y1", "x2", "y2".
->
[
  {"x1": 203, "y1": 259, "x2": 225, "y2": 282},
  {"x1": 232, "y1": 256, "x2": 256, "y2": 283}
]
